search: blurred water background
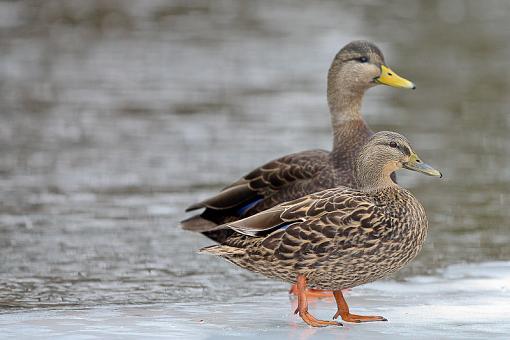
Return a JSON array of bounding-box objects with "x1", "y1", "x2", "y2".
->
[{"x1": 1, "y1": 0, "x2": 510, "y2": 337}]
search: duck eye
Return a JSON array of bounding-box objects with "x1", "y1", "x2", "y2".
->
[
  {"x1": 389, "y1": 141, "x2": 398, "y2": 148},
  {"x1": 358, "y1": 56, "x2": 369, "y2": 63}
]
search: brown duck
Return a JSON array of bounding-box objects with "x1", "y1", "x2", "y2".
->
[
  {"x1": 181, "y1": 40, "x2": 415, "y2": 295},
  {"x1": 200, "y1": 131, "x2": 442, "y2": 327}
]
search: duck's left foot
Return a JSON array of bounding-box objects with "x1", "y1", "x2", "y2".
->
[
  {"x1": 332, "y1": 290, "x2": 387, "y2": 323},
  {"x1": 297, "y1": 309, "x2": 342, "y2": 327},
  {"x1": 294, "y1": 275, "x2": 342, "y2": 327}
]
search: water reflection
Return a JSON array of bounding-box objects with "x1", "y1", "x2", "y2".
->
[{"x1": 0, "y1": 0, "x2": 509, "y2": 309}]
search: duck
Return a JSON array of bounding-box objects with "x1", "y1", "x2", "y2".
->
[
  {"x1": 181, "y1": 40, "x2": 415, "y2": 296},
  {"x1": 199, "y1": 131, "x2": 442, "y2": 327}
]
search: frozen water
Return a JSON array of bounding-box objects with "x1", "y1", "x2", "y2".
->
[
  {"x1": 1, "y1": 262, "x2": 509, "y2": 339},
  {"x1": 1, "y1": 1, "x2": 510, "y2": 339}
]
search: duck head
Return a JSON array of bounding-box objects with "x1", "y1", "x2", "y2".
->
[
  {"x1": 327, "y1": 41, "x2": 415, "y2": 120},
  {"x1": 356, "y1": 131, "x2": 442, "y2": 190}
]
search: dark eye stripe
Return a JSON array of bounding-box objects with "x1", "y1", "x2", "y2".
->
[
  {"x1": 401, "y1": 146, "x2": 411, "y2": 156},
  {"x1": 345, "y1": 56, "x2": 369, "y2": 63},
  {"x1": 387, "y1": 140, "x2": 411, "y2": 155}
]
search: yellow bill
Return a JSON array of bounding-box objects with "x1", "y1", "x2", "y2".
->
[
  {"x1": 374, "y1": 65, "x2": 416, "y2": 89},
  {"x1": 403, "y1": 153, "x2": 442, "y2": 178}
]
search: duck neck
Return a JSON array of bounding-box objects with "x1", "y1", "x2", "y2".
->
[
  {"x1": 355, "y1": 157, "x2": 399, "y2": 192},
  {"x1": 328, "y1": 88, "x2": 364, "y2": 128},
  {"x1": 330, "y1": 117, "x2": 372, "y2": 175},
  {"x1": 328, "y1": 69, "x2": 370, "y2": 160},
  {"x1": 327, "y1": 65, "x2": 366, "y2": 127}
]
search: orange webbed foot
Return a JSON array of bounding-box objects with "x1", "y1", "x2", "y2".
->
[
  {"x1": 332, "y1": 290, "x2": 387, "y2": 323},
  {"x1": 293, "y1": 275, "x2": 342, "y2": 327},
  {"x1": 295, "y1": 308, "x2": 342, "y2": 327},
  {"x1": 333, "y1": 311, "x2": 387, "y2": 323}
]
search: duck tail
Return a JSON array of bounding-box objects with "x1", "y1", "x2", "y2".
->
[
  {"x1": 198, "y1": 245, "x2": 245, "y2": 256},
  {"x1": 179, "y1": 214, "x2": 218, "y2": 232}
]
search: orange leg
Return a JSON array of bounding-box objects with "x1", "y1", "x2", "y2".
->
[
  {"x1": 293, "y1": 275, "x2": 342, "y2": 327},
  {"x1": 332, "y1": 290, "x2": 387, "y2": 323},
  {"x1": 289, "y1": 284, "x2": 332, "y2": 298}
]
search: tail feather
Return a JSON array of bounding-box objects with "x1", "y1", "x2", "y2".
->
[
  {"x1": 179, "y1": 214, "x2": 218, "y2": 232},
  {"x1": 198, "y1": 245, "x2": 245, "y2": 256}
]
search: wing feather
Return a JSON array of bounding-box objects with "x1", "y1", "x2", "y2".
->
[
  {"x1": 217, "y1": 187, "x2": 363, "y2": 237},
  {"x1": 186, "y1": 150, "x2": 329, "y2": 215}
]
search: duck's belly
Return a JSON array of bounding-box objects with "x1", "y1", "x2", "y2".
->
[
  {"x1": 307, "y1": 240, "x2": 426, "y2": 290},
  {"x1": 304, "y1": 259, "x2": 404, "y2": 290},
  {"x1": 226, "y1": 237, "x2": 425, "y2": 290}
]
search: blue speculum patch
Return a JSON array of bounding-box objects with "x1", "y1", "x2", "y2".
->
[
  {"x1": 237, "y1": 198, "x2": 263, "y2": 217},
  {"x1": 277, "y1": 223, "x2": 292, "y2": 231}
]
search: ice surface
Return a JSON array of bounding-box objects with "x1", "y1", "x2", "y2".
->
[
  {"x1": 1, "y1": 262, "x2": 509, "y2": 339},
  {"x1": 1, "y1": 1, "x2": 510, "y2": 339}
]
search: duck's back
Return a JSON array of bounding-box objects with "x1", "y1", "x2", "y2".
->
[
  {"x1": 182, "y1": 149, "x2": 334, "y2": 238},
  {"x1": 181, "y1": 120, "x2": 373, "y2": 240}
]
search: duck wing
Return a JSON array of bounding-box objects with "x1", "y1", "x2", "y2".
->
[
  {"x1": 202, "y1": 187, "x2": 387, "y2": 267},
  {"x1": 220, "y1": 187, "x2": 374, "y2": 237},
  {"x1": 181, "y1": 149, "x2": 333, "y2": 232}
]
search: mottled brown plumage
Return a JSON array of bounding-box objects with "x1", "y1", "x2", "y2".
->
[
  {"x1": 205, "y1": 186, "x2": 427, "y2": 290},
  {"x1": 180, "y1": 41, "x2": 415, "y2": 239},
  {"x1": 200, "y1": 131, "x2": 442, "y2": 326}
]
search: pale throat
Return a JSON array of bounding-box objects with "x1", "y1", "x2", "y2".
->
[
  {"x1": 327, "y1": 75, "x2": 366, "y2": 129},
  {"x1": 357, "y1": 160, "x2": 399, "y2": 191},
  {"x1": 329, "y1": 89, "x2": 370, "y2": 158}
]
